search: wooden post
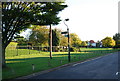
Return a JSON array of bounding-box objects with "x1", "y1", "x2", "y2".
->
[
  {"x1": 16, "y1": 46, "x2": 18, "y2": 56},
  {"x1": 50, "y1": 24, "x2": 52, "y2": 59},
  {"x1": 32, "y1": 64, "x2": 35, "y2": 71},
  {"x1": 48, "y1": 60, "x2": 51, "y2": 66},
  {"x1": 60, "y1": 60, "x2": 62, "y2": 64},
  {"x1": 78, "y1": 56, "x2": 80, "y2": 59},
  {"x1": 11, "y1": 68, "x2": 15, "y2": 74}
]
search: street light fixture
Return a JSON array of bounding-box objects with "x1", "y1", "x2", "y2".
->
[{"x1": 63, "y1": 18, "x2": 70, "y2": 62}]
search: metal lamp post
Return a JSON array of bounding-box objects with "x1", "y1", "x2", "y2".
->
[{"x1": 63, "y1": 18, "x2": 70, "y2": 62}]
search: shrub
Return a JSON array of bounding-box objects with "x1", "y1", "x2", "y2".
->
[{"x1": 70, "y1": 47, "x2": 78, "y2": 52}]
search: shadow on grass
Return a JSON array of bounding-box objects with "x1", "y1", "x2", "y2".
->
[
  {"x1": 6, "y1": 49, "x2": 117, "y2": 65},
  {"x1": 6, "y1": 57, "x2": 52, "y2": 64},
  {"x1": 3, "y1": 56, "x2": 71, "y2": 79}
]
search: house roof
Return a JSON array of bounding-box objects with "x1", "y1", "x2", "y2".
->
[{"x1": 89, "y1": 40, "x2": 95, "y2": 43}]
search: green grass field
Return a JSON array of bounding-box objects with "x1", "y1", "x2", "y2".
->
[{"x1": 3, "y1": 48, "x2": 119, "y2": 79}]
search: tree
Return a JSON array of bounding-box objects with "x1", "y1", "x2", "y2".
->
[
  {"x1": 113, "y1": 33, "x2": 120, "y2": 48},
  {"x1": 29, "y1": 25, "x2": 49, "y2": 46},
  {"x1": 52, "y1": 29, "x2": 60, "y2": 46},
  {"x1": 53, "y1": 28, "x2": 68, "y2": 47},
  {"x1": 101, "y1": 37, "x2": 115, "y2": 47},
  {"x1": 70, "y1": 33, "x2": 82, "y2": 47},
  {"x1": 15, "y1": 36, "x2": 27, "y2": 46},
  {"x1": 96, "y1": 41, "x2": 102, "y2": 48},
  {"x1": 60, "y1": 35, "x2": 68, "y2": 46},
  {"x1": 81, "y1": 41, "x2": 87, "y2": 47},
  {"x1": 2, "y1": 2, "x2": 67, "y2": 67}
]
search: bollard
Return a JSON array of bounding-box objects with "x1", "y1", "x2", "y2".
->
[
  {"x1": 32, "y1": 64, "x2": 35, "y2": 76},
  {"x1": 60, "y1": 60, "x2": 62, "y2": 64},
  {"x1": 48, "y1": 60, "x2": 51, "y2": 66},
  {"x1": 78, "y1": 56, "x2": 80, "y2": 59},
  {"x1": 11, "y1": 68, "x2": 15, "y2": 75},
  {"x1": 32, "y1": 64, "x2": 35, "y2": 71},
  {"x1": 74, "y1": 56, "x2": 76, "y2": 61}
]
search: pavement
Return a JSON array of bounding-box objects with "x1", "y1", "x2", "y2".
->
[{"x1": 15, "y1": 51, "x2": 119, "y2": 80}]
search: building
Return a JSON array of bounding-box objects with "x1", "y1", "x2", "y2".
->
[{"x1": 87, "y1": 40, "x2": 96, "y2": 47}]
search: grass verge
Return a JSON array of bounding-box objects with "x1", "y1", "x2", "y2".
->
[{"x1": 3, "y1": 48, "x2": 119, "y2": 79}]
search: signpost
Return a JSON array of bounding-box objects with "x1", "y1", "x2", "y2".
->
[
  {"x1": 61, "y1": 18, "x2": 70, "y2": 62},
  {"x1": 64, "y1": 35, "x2": 68, "y2": 37},
  {"x1": 61, "y1": 31, "x2": 68, "y2": 34}
]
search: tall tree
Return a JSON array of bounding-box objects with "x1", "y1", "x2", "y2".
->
[
  {"x1": 15, "y1": 35, "x2": 27, "y2": 46},
  {"x1": 53, "y1": 28, "x2": 68, "y2": 47},
  {"x1": 52, "y1": 29, "x2": 60, "y2": 46},
  {"x1": 113, "y1": 33, "x2": 120, "y2": 48},
  {"x1": 96, "y1": 40, "x2": 102, "y2": 48},
  {"x1": 81, "y1": 41, "x2": 87, "y2": 47},
  {"x1": 29, "y1": 25, "x2": 49, "y2": 46},
  {"x1": 2, "y1": 2, "x2": 67, "y2": 67},
  {"x1": 101, "y1": 37, "x2": 115, "y2": 47},
  {"x1": 70, "y1": 33, "x2": 82, "y2": 47},
  {"x1": 60, "y1": 35, "x2": 68, "y2": 46}
]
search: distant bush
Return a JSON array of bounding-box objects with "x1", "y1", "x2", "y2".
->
[
  {"x1": 113, "y1": 45, "x2": 120, "y2": 49},
  {"x1": 70, "y1": 47, "x2": 79, "y2": 52},
  {"x1": 17, "y1": 43, "x2": 28, "y2": 46}
]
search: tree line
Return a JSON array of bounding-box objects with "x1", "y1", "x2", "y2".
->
[
  {"x1": 16, "y1": 25, "x2": 82, "y2": 48},
  {"x1": 16, "y1": 25, "x2": 120, "y2": 49}
]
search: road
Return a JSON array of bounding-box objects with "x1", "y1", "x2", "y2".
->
[{"x1": 29, "y1": 52, "x2": 119, "y2": 79}]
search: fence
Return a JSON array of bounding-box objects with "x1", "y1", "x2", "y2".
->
[{"x1": 5, "y1": 46, "x2": 69, "y2": 57}]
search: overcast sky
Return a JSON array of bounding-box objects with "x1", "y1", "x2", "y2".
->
[{"x1": 53, "y1": 0, "x2": 119, "y2": 42}]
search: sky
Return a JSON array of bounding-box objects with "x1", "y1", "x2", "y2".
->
[
  {"x1": 53, "y1": 0, "x2": 119, "y2": 42},
  {"x1": 21, "y1": 0, "x2": 119, "y2": 42}
]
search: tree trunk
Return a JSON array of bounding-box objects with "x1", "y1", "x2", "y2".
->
[
  {"x1": 1, "y1": 29, "x2": 6, "y2": 68},
  {"x1": 50, "y1": 24, "x2": 52, "y2": 59},
  {"x1": 2, "y1": 47, "x2": 6, "y2": 68}
]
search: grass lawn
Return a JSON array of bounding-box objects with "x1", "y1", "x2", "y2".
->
[{"x1": 3, "y1": 48, "x2": 119, "y2": 79}]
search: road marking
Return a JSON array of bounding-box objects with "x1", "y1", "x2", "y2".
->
[
  {"x1": 72, "y1": 63, "x2": 80, "y2": 66},
  {"x1": 116, "y1": 72, "x2": 119, "y2": 75},
  {"x1": 72, "y1": 57, "x2": 101, "y2": 66},
  {"x1": 72, "y1": 54, "x2": 113, "y2": 67},
  {"x1": 72, "y1": 57, "x2": 101, "y2": 67}
]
